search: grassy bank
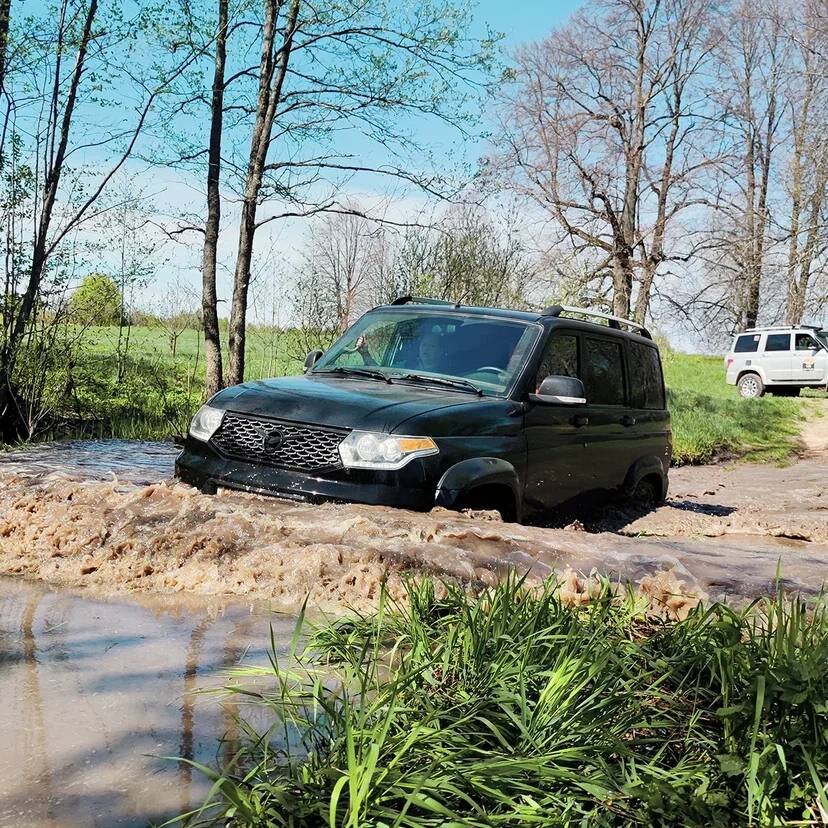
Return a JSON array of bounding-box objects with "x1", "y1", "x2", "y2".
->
[
  {"x1": 182, "y1": 579, "x2": 828, "y2": 826},
  {"x1": 662, "y1": 353, "x2": 805, "y2": 465},
  {"x1": 15, "y1": 324, "x2": 815, "y2": 466}
]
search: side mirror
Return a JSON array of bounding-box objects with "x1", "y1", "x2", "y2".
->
[
  {"x1": 303, "y1": 350, "x2": 323, "y2": 373},
  {"x1": 529, "y1": 375, "x2": 586, "y2": 405}
]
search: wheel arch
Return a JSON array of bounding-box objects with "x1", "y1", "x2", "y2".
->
[
  {"x1": 622, "y1": 455, "x2": 668, "y2": 502},
  {"x1": 435, "y1": 457, "x2": 522, "y2": 522}
]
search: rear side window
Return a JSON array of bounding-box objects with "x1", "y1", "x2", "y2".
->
[
  {"x1": 583, "y1": 338, "x2": 625, "y2": 406},
  {"x1": 535, "y1": 333, "x2": 579, "y2": 390},
  {"x1": 764, "y1": 333, "x2": 791, "y2": 352},
  {"x1": 628, "y1": 342, "x2": 665, "y2": 410},
  {"x1": 734, "y1": 334, "x2": 759, "y2": 353}
]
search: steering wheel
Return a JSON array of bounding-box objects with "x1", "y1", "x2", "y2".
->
[{"x1": 473, "y1": 366, "x2": 508, "y2": 379}]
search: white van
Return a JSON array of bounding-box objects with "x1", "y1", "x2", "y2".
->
[{"x1": 725, "y1": 326, "x2": 828, "y2": 397}]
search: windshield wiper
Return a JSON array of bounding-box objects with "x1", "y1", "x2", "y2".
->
[
  {"x1": 314, "y1": 366, "x2": 392, "y2": 383},
  {"x1": 394, "y1": 373, "x2": 482, "y2": 396}
]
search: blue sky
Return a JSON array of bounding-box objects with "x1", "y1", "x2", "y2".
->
[{"x1": 477, "y1": 0, "x2": 584, "y2": 45}]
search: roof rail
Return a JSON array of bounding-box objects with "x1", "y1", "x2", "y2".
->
[
  {"x1": 391, "y1": 295, "x2": 456, "y2": 307},
  {"x1": 541, "y1": 304, "x2": 652, "y2": 340},
  {"x1": 743, "y1": 324, "x2": 820, "y2": 332}
]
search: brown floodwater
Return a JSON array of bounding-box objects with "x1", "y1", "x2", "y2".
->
[
  {"x1": 0, "y1": 439, "x2": 826, "y2": 617},
  {"x1": 0, "y1": 576, "x2": 292, "y2": 827}
]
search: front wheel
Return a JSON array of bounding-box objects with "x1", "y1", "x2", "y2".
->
[{"x1": 738, "y1": 373, "x2": 764, "y2": 398}]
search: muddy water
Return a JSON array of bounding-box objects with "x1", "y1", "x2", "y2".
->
[
  {"x1": 0, "y1": 439, "x2": 826, "y2": 618},
  {"x1": 0, "y1": 576, "x2": 292, "y2": 827}
]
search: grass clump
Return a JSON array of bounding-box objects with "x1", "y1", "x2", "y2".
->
[{"x1": 180, "y1": 578, "x2": 828, "y2": 827}]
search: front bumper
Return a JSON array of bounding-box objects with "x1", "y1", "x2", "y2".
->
[{"x1": 175, "y1": 438, "x2": 438, "y2": 511}]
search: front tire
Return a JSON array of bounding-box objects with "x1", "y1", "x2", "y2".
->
[{"x1": 738, "y1": 373, "x2": 764, "y2": 398}]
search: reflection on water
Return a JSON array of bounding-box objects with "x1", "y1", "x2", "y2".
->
[{"x1": 0, "y1": 577, "x2": 293, "y2": 828}]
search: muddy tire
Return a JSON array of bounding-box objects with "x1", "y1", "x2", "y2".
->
[
  {"x1": 738, "y1": 373, "x2": 764, "y2": 398},
  {"x1": 630, "y1": 477, "x2": 662, "y2": 507}
]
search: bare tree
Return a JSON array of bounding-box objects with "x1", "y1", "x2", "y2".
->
[
  {"x1": 714, "y1": 0, "x2": 788, "y2": 330},
  {"x1": 499, "y1": 0, "x2": 721, "y2": 322},
  {"x1": 784, "y1": 0, "x2": 828, "y2": 324}
]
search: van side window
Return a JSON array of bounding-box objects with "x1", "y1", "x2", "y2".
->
[
  {"x1": 795, "y1": 333, "x2": 819, "y2": 350},
  {"x1": 535, "y1": 333, "x2": 578, "y2": 390},
  {"x1": 734, "y1": 334, "x2": 760, "y2": 353},
  {"x1": 628, "y1": 342, "x2": 665, "y2": 409},
  {"x1": 583, "y1": 338, "x2": 625, "y2": 406},
  {"x1": 765, "y1": 333, "x2": 791, "y2": 351}
]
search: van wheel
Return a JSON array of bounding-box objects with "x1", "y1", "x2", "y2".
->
[{"x1": 738, "y1": 373, "x2": 764, "y2": 398}]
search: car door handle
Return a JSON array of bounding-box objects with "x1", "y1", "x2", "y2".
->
[
  {"x1": 571, "y1": 414, "x2": 589, "y2": 427},
  {"x1": 621, "y1": 415, "x2": 637, "y2": 427}
]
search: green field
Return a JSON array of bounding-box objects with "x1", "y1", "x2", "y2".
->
[{"x1": 34, "y1": 324, "x2": 818, "y2": 466}]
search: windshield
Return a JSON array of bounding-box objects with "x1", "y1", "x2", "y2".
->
[{"x1": 312, "y1": 310, "x2": 540, "y2": 395}]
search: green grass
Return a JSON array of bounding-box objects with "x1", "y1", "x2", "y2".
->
[
  {"x1": 17, "y1": 323, "x2": 818, "y2": 466},
  {"x1": 663, "y1": 352, "x2": 807, "y2": 465},
  {"x1": 176, "y1": 578, "x2": 828, "y2": 827}
]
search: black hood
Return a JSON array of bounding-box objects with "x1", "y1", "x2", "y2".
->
[{"x1": 210, "y1": 374, "x2": 481, "y2": 432}]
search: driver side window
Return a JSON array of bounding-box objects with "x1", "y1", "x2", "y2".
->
[
  {"x1": 795, "y1": 333, "x2": 819, "y2": 351},
  {"x1": 535, "y1": 333, "x2": 579, "y2": 391}
]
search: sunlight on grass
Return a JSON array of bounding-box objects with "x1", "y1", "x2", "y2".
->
[{"x1": 663, "y1": 352, "x2": 805, "y2": 465}]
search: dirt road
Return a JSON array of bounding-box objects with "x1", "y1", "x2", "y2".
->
[{"x1": 0, "y1": 403, "x2": 824, "y2": 619}]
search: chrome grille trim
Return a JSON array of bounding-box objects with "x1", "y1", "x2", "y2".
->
[{"x1": 210, "y1": 413, "x2": 347, "y2": 472}]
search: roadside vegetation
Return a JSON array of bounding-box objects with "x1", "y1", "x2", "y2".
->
[{"x1": 180, "y1": 577, "x2": 828, "y2": 827}]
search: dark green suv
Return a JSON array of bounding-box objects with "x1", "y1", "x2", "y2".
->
[{"x1": 176, "y1": 298, "x2": 671, "y2": 523}]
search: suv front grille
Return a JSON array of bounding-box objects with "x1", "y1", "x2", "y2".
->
[{"x1": 211, "y1": 413, "x2": 347, "y2": 473}]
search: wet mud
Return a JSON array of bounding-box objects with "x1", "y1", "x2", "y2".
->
[{"x1": 0, "y1": 435, "x2": 826, "y2": 619}]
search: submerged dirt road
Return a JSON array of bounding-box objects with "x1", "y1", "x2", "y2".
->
[{"x1": 0, "y1": 406, "x2": 825, "y2": 619}]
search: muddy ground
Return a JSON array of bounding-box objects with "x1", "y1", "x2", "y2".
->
[{"x1": 0, "y1": 403, "x2": 825, "y2": 619}]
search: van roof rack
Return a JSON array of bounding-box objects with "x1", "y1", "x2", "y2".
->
[
  {"x1": 541, "y1": 304, "x2": 652, "y2": 340},
  {"x1": 391, "y1": 295, "x2": 456, "y2": 307},
  {"x1": 743, "y1": 324, "x2": 820, "y2": 332}
]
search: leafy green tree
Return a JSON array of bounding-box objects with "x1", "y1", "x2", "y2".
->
[{"x1": 69, "y1": 274, "x2": 123, "y2": 326}]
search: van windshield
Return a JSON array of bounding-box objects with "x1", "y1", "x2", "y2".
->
[{"x1": 312, "y1": 310, "x2": 540, "y2": 395}]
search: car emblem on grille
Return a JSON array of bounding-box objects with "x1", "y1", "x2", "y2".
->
[{"x1": 263, "y1": 429, "x2": 284, "y2": 452}]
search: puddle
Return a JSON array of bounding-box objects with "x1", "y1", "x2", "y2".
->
[{"x1": 0, "y1": 577, "x2": 294, "y2": 827}]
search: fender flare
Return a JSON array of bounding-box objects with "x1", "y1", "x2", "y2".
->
[
  {"x1": 435, "y1": 457, "x2": 522, "y2": 519},
  {"x1": 623, "y1": 455, "x2": 668, "y2": 500}
]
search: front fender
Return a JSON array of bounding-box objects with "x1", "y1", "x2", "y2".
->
[{"x1": 435, "y1": 457, "x2": 522, "y2": 517}]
